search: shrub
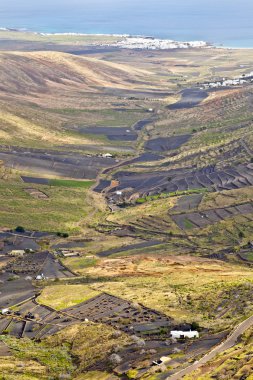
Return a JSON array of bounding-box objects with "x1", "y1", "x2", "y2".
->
[
  {"x1": 191, "y1": 321, "x2": 200, "y2": 331},
  {"x1": 109, "y1": 354, "x2": 122, "y2": 366},
  {"x1": 131, "y1": 335, "x2": 145, "y2": 347},
  {"x1": 15, "y1": 226, "x2": 25, "y2": 233},
  {"x1": 136, "y1": 198, "x2": 146, "y2": 204},
  {"x1": 239, "y1": 231, "x2": 245, "y2": 239},
  {"x1": 57, "y1": 232, "x2": 69, "y2": 238},
  {"x1": 127, "y1": 369, "x2": 138, "y2": 379}
]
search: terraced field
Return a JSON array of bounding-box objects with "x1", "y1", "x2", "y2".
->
[
  {"x1": 109, "y1": 163, "x2": 253, "y2": 203},
  {"x1": 63, "y1": 292, "x2": 175, "y2": 337},
  {"x1": 0, "y1": 298, "x2": 79, "y2": 340},
  {"x1": 144, "y1": 134, "x2": 191, "y2": 152},
  {"x1": 0, "y1": 147, "x2": 116, "y2": 180},
  {"x1": 171, "y1": 202, "x2": 253, "y2": 230}
]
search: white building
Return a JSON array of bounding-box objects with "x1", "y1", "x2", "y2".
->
[
  {"x1": 1, "y1": 308, "x2": 10, "y2": 315},
  {"x1": 35, "y1": 273, "x2": 46, "y2": 281},
  {"x1": 153, "y1": 356, "x2": 171, "y2": 366},
  {"x1": 10, "y1": 250, "x2": 25, "y2": 257},
  {"x1": 170, "y1": 330, "x2": 199, "y2": 339},
  {"x1": 103, "y1": 37, "x2": 209, "y2": 50}
]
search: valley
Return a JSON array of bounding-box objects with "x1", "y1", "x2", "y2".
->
[{"x1": 0, "y1": 30, "x2": 253, "y2": 379}]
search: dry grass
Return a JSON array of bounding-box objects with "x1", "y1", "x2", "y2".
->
[
  {"x1": 47, "y1": 323, "x2": 130, "y2": 372},
  {"x1": 184, "y1": 327, "x2": 253, "y2": 380},
  {"x1": 0, "y1": 110, "x2": 95, "y2": 146},
  {"x1": 107, "y1": 196, "x2": 176, "y2": 224},
  {"x1": 39, "y1": 255, "x2": 253, "y2": 330},
  {"x1": 38, "y1": 285, "x2": 100, "y2": 310},
  {"x1": 199, "y1": 186, "x2": 253, "y2": 210},
  {"x1": 0, "y1": 356, "x2": 46, "y2": 379},
  {"x1": 0, "y1": 178, "x2": 99, "y2": 233},
  {"x1": 74, "y1": 372, "x2": 119, "y2": 380},
  {"x1": 0, "y1": 51, "x2": 154, "y2": 96}
]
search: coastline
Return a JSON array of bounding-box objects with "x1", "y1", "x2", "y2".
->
[
  {"x1": 0, "y1": 27, "x2": 212, "y2": 50},
  {"x1": 1, "y1": 27, "x2": 253, "y2": 50}
]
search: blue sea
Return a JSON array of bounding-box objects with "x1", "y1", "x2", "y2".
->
[{"x1": 1, "y1": 0, "x2": 253, "y2": 48}]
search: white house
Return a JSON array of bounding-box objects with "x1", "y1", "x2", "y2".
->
[
  {"x1": 1, "y1": 308, "x2": 10, "y2": 315},
  {"x1": 35, "y1": 273, "x2": 46, "y2": 281},
  {"x1": 153, "y1": 356, "x2": 171, "y2": 366},
  {"x1": 170, "y1": 330, "x2": 199, "y2": 339},
  {"x1": 10, "y1": 250, "x2": 25, "y2": 257}
]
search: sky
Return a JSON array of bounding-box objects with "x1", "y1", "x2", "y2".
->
[{"x1": 1, "y1": 0, "x2": 252, "y2": 14}]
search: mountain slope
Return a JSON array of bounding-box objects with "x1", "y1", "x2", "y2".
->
[{"x1": 0, "y1": 51, "x2": 154, "y2": 95}]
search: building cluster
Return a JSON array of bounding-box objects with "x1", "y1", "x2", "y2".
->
[
  {"x1": 202, "y1": 72, "x2": 253, "y2": 89},
  {"x1": 102, "y1": 36, "x2": 209, "y2": 50}
]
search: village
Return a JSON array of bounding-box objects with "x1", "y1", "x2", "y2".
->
[
  {"x1": 201, "y1": 71, "x2": 253, "y2": 89},
  {"x1": 101, "y1": 36, "x2": 210, "y2": 50}
]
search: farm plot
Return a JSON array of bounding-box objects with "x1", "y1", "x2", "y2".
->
[
  {"x1": 75, "y1": 126, "x2": 138, "y2": 141},
  {"x1": 5, "y1": 251, "x2": 49, "y2": 275},
  {"x1": 171, "y1": 193, "x2": 204, "y2": 212},
  {"x1": 4, "y1": 251, "x2": 75, "y2": 278},
  {"x1": 0, "y1": 250, "x2": 51, "y2": 309},
  {"x1": 93, "y1": 179, "x2": 111, "y2": 193},
  {"x1": 0, "y1": 148, "x2": 116, "y2": 180},
  {"x1": 1, "y1": 236, "x2": 40, "y2": 254},
  {"x1": 0, "y1": 299, "x2": 78, "y2": 340},
  {"x1": 128, "y1": 152, "x2": 164, "y2": 163},
  {"x1": 97, "y1": 240, "x2": 162, "y2": 257},
  {"x1": 51, "y1": 241, "x2": 87, "y2": 250},
  {"x1": 21, "y1": 177, "x2": 50, "y2": 185},
  {"x1": 133, "y1": 118, "x2": 154, "y2": 131},
  {"x1": 125, "y1": 215, "x2": 179, "y2": 236},
  {"x1": 64, "y1": 293, "x2": 175, "y2": 337},
  {"x1": 42, "y1": 254, "x2": 76, "y2": 278},
  {"x1": 22, "y1": 177, "x2": 95, "y2": 188},
  {"x1": 110, "y1": 163, "x2": 253, "y2": 202},
  {"x1": 0, "y1": 272, "x2": 36, "y2": 309},
  {"x1": 170, "y1": 202, "x2": 253, "y2": 230},
  {"x1": 145, "y1": 134, "x2": 191, "y2": 153},
  {"x1": 167, "y1": 88, "x2": 208, "y2": 109},
  {"x1": 115, "y1": 152, "x2": 165, "y2": 168}
]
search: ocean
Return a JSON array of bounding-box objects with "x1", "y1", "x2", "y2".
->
[{"x1": 1, "y1": 0, "x2": 253, "y2": 48}]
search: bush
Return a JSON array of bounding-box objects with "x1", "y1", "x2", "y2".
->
[
  {"x1": 239, "y1": 231, "x2": 245, "y2": 239},
  {"x1": 15, "y1": 226, "x2": 25, "y2": 233},
  {"x1": 109, "y1": 354, "x2": 122, "y2": 366},
  {"x1": 191, "y1": 321, "x2": 200, "y2": 331},
  {"x1": 127, "y1": 369, "x2": 138, "y2": 379},
  {"x1": 131, "y1": 335, "x2": 145, "y2": 347},
  {"x1": 136, "y1": 198, "x2": 146, "y2": 204},
  {"x1": 57, "y1": 232, "x2": 69, "y2": 238}
]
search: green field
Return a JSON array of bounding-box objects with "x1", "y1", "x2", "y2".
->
[
  {"x1": 0, "y1": 179, "x2": 98, "y2": 233},
  {"x1": 48, "y1": 179, "x2": 95, "y2": 188}
]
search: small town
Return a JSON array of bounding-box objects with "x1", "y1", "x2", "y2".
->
[{"x1": 102, "y1": 36, "x2": 210, "y2": 50}]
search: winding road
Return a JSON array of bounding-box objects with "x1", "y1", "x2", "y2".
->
[{"x1": 166, "y1": 314, "x2": 253, "y2": 379}]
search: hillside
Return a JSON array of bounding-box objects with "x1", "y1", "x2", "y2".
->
[
  {"x1": 1, "y1": 32, "x2": 253, "y2": 380},
  {"x1": 184, "y1": 327, "x2": 253, "y2": 379},
  {"x1": 0, "y1": 51, "x2": 156, "y2": 96}
]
